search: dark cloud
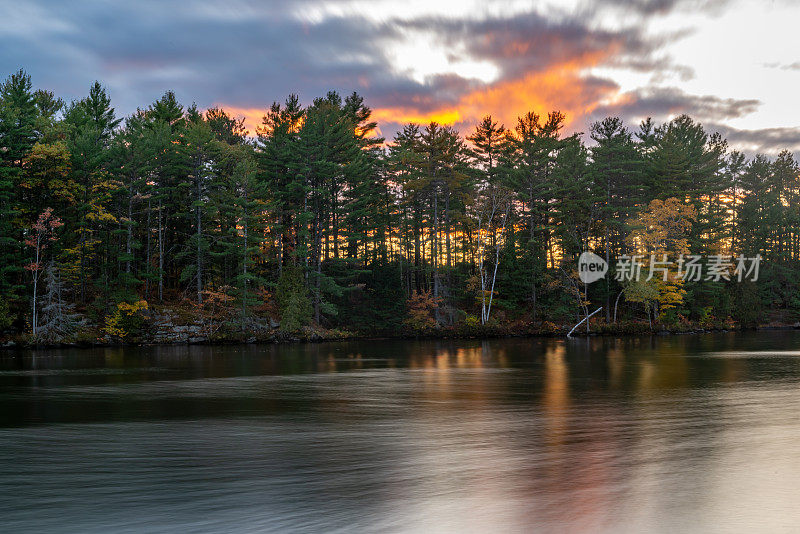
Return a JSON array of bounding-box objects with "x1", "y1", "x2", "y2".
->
[
  {"x1": 597, "y1": 0, "x2": 684, "y2": 13},
  {"x1": 706, "y1": 123, "x2": 800, "y2": 157},
  {"x1": 0, "y1": 0, "x2": 781, "y2": 158},
  {"x1": 763, "y1": 61, "x2": 800, "y2": 71},
  {"x1": 0, "y1": 0, "x2": 704, "y2": 113},
  {"x1": 394, "y1": 11, "x2": 699, "y2": 86},
  {"x1": 403, "y1": 13, "x2": 653, "y2": 77},
  {"x1": 582, "y1": 86, "x2": 797, "y2": 157},
  {"x1": 588, "y1": 0, "x2": 730, "y2": 15},
  {"x1": 589, "y1": 87, "x2": 760, "y2": 125},
  {"x1": 1, "y1": 1, "x2": 401, "y2": 111}
]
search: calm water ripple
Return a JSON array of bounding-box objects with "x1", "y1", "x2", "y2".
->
[{"x1": 2, "y1": 333, "x2": 800, "y2": 533}]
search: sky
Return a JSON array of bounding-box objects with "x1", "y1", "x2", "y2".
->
[{"x1": 2, "y1": 0, "x2": 799, "y2": 155}]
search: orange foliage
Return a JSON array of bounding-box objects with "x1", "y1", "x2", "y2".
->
[{"x1": 404, "y1": 290, "x2": 441, "y2": 330}]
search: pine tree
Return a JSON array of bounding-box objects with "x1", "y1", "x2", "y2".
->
[
  {"x1": 0, "y1": 70, "x2": 38, "y2": 309},
  {"x1": 212, "y1": 145, "x2": 268, "y2": 326},
  {"x1": 588, "y1": 117, "x2": 643, "y2": 320},
  {"x1": 257, "y1": 95, "x2": 305, "y2": 275},
  {"x1": 505, "y1": 111, "x2": 567, "y2": 321},
  {"x1": 141, "y1": 91, "x2": 189, "y2": 302},
  {"x1": 62, "y1": 81, "x2": 121, "y2": 304},
  {"x1": 177, "y1": 117, "x2": 217, "y2": 304}
]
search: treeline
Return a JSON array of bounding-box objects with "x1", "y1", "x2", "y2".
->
[{"x1": 0, "y1": 68, "x2": 798, "y2": 342}]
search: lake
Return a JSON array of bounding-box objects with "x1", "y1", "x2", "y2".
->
[{"x1": 2, "y1": 332, "x2": 800, "y2": 533}]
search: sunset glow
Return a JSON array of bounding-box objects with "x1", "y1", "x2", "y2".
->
[{"x1": 4, "y1": 0, "x2": 796, "y2": 154}]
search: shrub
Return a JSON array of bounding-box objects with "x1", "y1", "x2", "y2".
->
[
  {"x1": 275, "y1": 265, "x2": 311, "y2": 333},
  {"x1": 464, "y1": 314, "x2": 480, "y2": 327},
  {"x1": 404, "y1": 290, "x2": 440, "y2": 332},
  {"x1": 104, "y1": 300, "x2": 149, "y2": 340},
  {"x1": 0, "y1": 300, "x2": 13, "y2": 333}
]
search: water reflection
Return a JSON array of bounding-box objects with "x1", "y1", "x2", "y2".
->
[{"x1": 2, "y1": 333, "x2": 800, "y2": 532}]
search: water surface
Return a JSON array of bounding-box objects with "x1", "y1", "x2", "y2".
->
[{"x1": 2, "y1": 333, "x2": 800, "y2": 533}]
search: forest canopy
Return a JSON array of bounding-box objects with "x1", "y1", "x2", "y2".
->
[{"x1": 1, "y1": 69, "x2": 797, "y2": 343}]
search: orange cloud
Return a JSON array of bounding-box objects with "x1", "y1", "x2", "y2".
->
[
  {"x1": 213, "y1": 50, "x2": 623, "y2": 139},
  {"x1": 371, "y1": 107, "x2": 463, "y2": 126},
  {"x1": 206, "y1": 105, "x2": 261, "y2": 136},
  {"x1": 373, "y1": 51, "x2": 619, "y2": 134}
]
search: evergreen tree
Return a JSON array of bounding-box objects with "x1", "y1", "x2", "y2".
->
[
  {"x1": 1, "y1": 67, "x2": 799, "y2": 338},
  {"x1": 0, "y1": 70, "x2": 38, "y2": 310},
  {"x1": 37, "y1": 261, "x2": 82, "y2": 343},
  {"x1": 62, "y1": 81, "x2": 121, "y2": 304},
  {"x1": 588, "y1": 117, "x2": 642, "y2": 320}
]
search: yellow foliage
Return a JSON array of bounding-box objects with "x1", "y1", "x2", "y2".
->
[
  {"x1": 22, "y1": 141, "x2": 75, "y2": 212},
  {"x1": 104, "y1": 300, "x2": 148, "y2": 339},
  {"x1": 658, "y1": 278, "x2": 686, "y2": 312},
  {"x1": 464, "y1": 314, "x2": 481, "y2": 327},
  {"x1": 627, "y1": 197, "x2": 696, "y2": 312},
  {"x1": 627, "y1": 197, "x2": 696, "y2": 256}
]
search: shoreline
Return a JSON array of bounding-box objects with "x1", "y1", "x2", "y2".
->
[{"x1": 3, "y1": 323, "x2": 799, "y2": 351}]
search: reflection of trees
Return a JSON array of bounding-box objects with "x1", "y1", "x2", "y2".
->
[{"x1": 406, "y1": 342, "x2": 500, "y2": 404}]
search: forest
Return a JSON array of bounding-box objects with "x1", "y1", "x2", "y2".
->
[{"x1": 1, "y1": 68, "x2": 798, "y2": 344}]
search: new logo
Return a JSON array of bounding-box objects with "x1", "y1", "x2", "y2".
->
[{"x1": 578, "y1": 251, "x2": 608, "y2": 283}]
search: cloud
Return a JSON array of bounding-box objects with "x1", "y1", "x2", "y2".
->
[
  {"x1": 706, "y1": 123, "x2": 800, "y2": 157},
  {"x1": 582, "y1": 87, "x2": 788, "y2": 156},
  {"x1": 587, "y1": 0, "x2": 730, "y2": 15},
  {"x1": 763, "y1": 61, "x2": 800, "y2": 71},
  {"x1": 372, "y1": 58, "x2": 619, "y2": 133},
  {"x1": 0, "y1": 1, "x2": 690, "y2": 103},
  {"x1": 589, "y1": 87, "x2": 761, "y2": 124},
  {"x1": 400, "y1": 12, "x2": 657, "y2": 79},
  {"x1": 356, "y1": 5, "x2": 700, "y2": 138},
  {"x1": 0, "y1": 1, "x2": 401, "y2": 111},
  {"x1": 581, "y1": 86, "x2": 798, "y2": 157},
  {"x1": 2, "y1": 0, "x2": 787, "y2": 158}
]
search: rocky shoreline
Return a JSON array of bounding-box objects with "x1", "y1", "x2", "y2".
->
[{"x1": 3, "y1": 320, "x2": 799, "y2": 351}]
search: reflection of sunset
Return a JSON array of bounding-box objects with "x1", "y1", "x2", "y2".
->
[
  {"x1": 543, "y1": 343, "x2": 570, "y2": 449},
  {"x1": 606, "y1": 342, "x2": 626, "y2": 389},
  {"x1": 405, "y1": 343, "x2": 498, "y2": 404}
]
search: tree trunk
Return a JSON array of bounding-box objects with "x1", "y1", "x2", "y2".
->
[
  {"x1": 242, "y1": 198, "x2": 249, "y2": 325},
  {"x1": 32, "y1": 237, "x2": 40, "y2": 336},
  {"x1": 158, "y1": 199, "x2": 163, "y2": 302},
  {"x1": 433, "y1": 189, "x2": 441, "y2": 324},
  {"x1": 145, "y1": 198, "x2": 151, "y2": 300},
  {"x1": 196, "y1": 177, "x2": 203, "y2": 305}
]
